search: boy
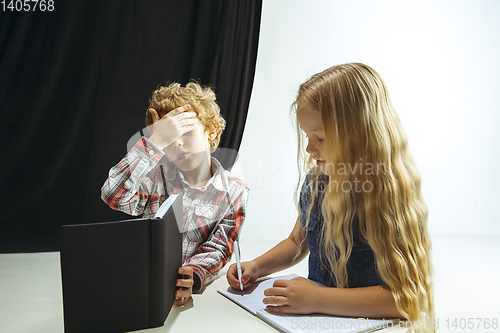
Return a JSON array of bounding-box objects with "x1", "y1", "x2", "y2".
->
[{"x1": 101, "y1": 82, "x2": 249, "y2": 305}]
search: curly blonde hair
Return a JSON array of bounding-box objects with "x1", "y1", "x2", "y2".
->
[
  {"x1": 145, "y1": 81, "x2": 226, "y2": 152},
  {"x1": 294, "y1": 63, "x2": 434, "y2": 332}
]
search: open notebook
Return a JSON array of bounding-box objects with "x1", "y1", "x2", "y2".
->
[{"x1": 218, "y1": 274, "x2": 399, "y2": 333}]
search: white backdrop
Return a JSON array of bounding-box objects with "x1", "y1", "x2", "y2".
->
[{"x1": 232, "y1": 0, "x2": 500, "y2": 241}]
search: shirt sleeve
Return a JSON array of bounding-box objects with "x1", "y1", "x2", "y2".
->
[
  {"x1": 184, "y1": 187, "x2": 249, "y2": 292},
  {"x1": 100, "y1": 137, "x2": 165, "y2": 216}
]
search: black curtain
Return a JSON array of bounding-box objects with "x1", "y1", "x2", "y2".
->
[{"x1": 0, "y1": 0, "x2": 262, "y2": 253}]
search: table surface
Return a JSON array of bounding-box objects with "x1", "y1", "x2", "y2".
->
[{"x1": 5, "y1": 236, "x2": 499, "y2": 333}]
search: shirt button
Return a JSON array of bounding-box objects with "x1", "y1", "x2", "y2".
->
[{"x1": 148, "y1": 150, "x2": 155, "y2": 156}]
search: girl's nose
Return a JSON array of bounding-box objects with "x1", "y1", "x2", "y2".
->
[{"x1": 306, "y1": 140, "x2": 315, "y2": 154}]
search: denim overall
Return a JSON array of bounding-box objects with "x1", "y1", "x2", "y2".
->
[{"x1": 299, "y1": 174, "x2": 385, "y2": 288}]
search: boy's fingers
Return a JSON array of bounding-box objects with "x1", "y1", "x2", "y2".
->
[
  {"x1": 174, "y1": 296, "x2": 191, "y2": 306},
  {"x1": 176, "y1": 278, "x2": 194, "y2": 288},
  {"x1": 163, "y1": 104, "x2": 192, "y2": 119},
  {"x1": 174, "y1": 267, "x2": 193, "y2": 305},
  {"x1": 178, "y1": 266, "x2": 193, "y2": 278},
  {"x1": 173, "y1": 298, "x2": 185, "y2": 306},
  {"x1": 166, "y1": 111, "x2": 197, "y2": 129},
  {"x1": 179, "y1": 116, "x2": 198, "y2": 128},
  {"x1": 149, "y1": 108, "x2": 160, "y2": 122},
  {"x1": 176, "y1": 288, "x2": 191, "y2": 299}
]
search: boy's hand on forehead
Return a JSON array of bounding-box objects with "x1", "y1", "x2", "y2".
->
[
  {"x1": 148, "y1": 104, "x2": 198, "y2": 150},
  {"x1": 150, "y1": 104, "x2": 193, "y2": 122}
]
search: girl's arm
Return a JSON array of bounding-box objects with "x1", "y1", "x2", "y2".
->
[
  {"x1": 263, "y1": 278, "x2": 402, "y2": 318},
  {"x1": 227, "y1": 219, "x2": 401, "y2": 318},
  {"x1": 227, "y1": 219, "x2": 309, "y2": 289},
  {"x1": 253, "y1": 219, "x2": 309, "y2": 277}
]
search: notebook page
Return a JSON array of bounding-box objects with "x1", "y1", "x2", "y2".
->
[
  {"x1": 155, "y1": 194, "x2": 179, "y2": 218},
  {"x1": 257, "y1": 310, "x2": 399, "y2": 333}
]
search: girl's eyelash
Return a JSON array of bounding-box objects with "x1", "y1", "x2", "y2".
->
[{"x1": 305, "y1": 134, "x2": 324, "y2": 142}]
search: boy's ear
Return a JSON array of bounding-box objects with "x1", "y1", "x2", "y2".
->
[{"x1": 208, "y1": 124, "x2": 217, "y2": 141}]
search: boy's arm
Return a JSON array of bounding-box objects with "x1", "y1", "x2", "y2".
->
[
  {"x1": 101, "y1": 137, "x2": 164, "y2": 216},
  {"x1": 184, "y1": 187, "x2": 249, "y2": 292}
]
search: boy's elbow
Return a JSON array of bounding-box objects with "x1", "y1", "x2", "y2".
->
[
  {"x1": 100, "y1": 187, "x2": 116, "y2": 208},
  {"x1": 100, "y1": 189, "x2": 142, "y2": 216}
]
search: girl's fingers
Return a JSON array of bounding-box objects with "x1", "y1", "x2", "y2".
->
[
  {"x1": 264, "y1": 285, "x2": 287, "y2": 297},
  {"x1": 272, "y1": 279, "x2": 289, "y2": 288},
  {"x1": 226, "y1": 264, "x2": 236, "y2": 281},
  {"x1": 266, "y1": 304, "x2": 291, "y2": 313},
  {"x1": 228, "y1": 265, "x2": 244, "y2": 289},
  {"x1": 241, "y1": 269, "x2": 254, "y2": 285},
  {"x1": 263, "y1": 296, "x2": 288, "y2": 305}
]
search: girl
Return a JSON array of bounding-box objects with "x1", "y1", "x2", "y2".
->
[{"x1": 227, "y1": 63, "x2": 434, "y2": 331}]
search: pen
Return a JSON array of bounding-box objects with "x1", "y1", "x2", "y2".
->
[{"x1": 234, "y1": 240, "x2": 243, "y2": 291}]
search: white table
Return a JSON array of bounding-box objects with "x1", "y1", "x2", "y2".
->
[{"x1": 11, "y1": 238, "x2": 484, "y2": 333}]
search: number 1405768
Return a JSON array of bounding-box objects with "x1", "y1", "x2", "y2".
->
[{"x1": 1, "y1": 0, "x2": 54, "y2": 11}]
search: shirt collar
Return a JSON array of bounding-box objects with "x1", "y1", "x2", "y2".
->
[
  {"x1": 205, "y1": 157, "x2": 229, "y2": 193},
  {"x1": 164, "y1": 157, "x2": 229, "y2": 194}
]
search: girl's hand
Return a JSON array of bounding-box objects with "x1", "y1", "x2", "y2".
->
[
  {"x1": 148, "y1": 105, "x2": 198, "y2": 149},
  {"x1": 263, "y1": 277, "x2": 321, "y2": 314},
  {"x1": 226, "y1": 260, "x2": 260, "y2": 290},
  {"x1": 174, "y1": 266, "x2": 194, "y2": 306}
]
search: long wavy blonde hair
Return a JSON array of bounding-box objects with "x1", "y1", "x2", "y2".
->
[{"x1": 294, "y1": 63, "x2": 434, "y2": 331}]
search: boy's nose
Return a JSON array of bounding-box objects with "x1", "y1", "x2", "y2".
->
[{"x1": 173, "y1": 139, "x2": 183, "y2": 149}]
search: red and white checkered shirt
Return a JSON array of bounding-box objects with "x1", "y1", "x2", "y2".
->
[{"x1": 101, "y1": 137, "x2": 249, "y2": 291}]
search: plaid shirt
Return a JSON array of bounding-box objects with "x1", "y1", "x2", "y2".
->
[{"x1": 101, "y1": 137, "x2": 249, "y2": 291}]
